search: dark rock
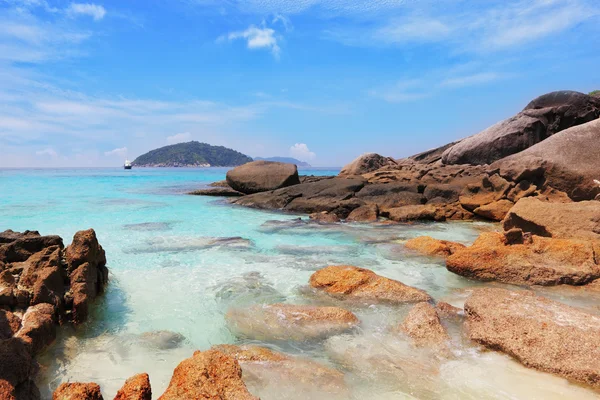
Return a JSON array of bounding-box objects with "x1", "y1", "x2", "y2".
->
[
  {"x1": 188, "y1": 187, "x2": 243, "y2": 197},
  {"x1": 423, "y1": 184, "x2": 461, "y2": 204},
  {"x1": 52, "y1": 382, "x2": 103, "y2": 400},
  {"x1": 309, "y1": 212, "x2": 340, "y2": 223},
  {"x1": 226, "y1": 161, "x2": 300, "y2": 194},
  {"x1": 465, "y1": 288, "x2": 600, "y2": 388},
  {"x1": 0, "y1": 230, "x2": 41, "y2": 244},
  {"x1": 493, "y1": 118, "x2": 600, "y2": 200},
  {"x1": 346, "y1": 204, "x2": 379, "y2": 222},
  {"x1": 339, "y1": 153, "x2": 397, "y2": 176},
  {"x1": 0, "y1": 310, "x2": 21, "y2": 340},
  {"x1": 0, "y1": 235, "x2": 63, "y2": 263},
  {"x1": 0, "y1": 337, "x2": 36, "y2": 395},
  {"x1": 356, "y1": 182, "x2": 424, "y2": 210},
  {"x1": 442, "y1": 91, "x2": 600, "y2": 165},
  {"x1": 504, "y1": 228, "x2": 524, "y2": 245},
  {"x1": 384, "y1": 205, "x2": 439, "y2": 222}
]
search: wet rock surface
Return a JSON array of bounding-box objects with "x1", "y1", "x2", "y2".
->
[
  {"x1": 226, "y1": 160, "x2": 300, "y2": 194},
  {"x1": 0, "y1": 229, "x2": 109, "y2": 398},
  {"x1": 465, "y1": 288, "x2": 600, "y2": 389},
  {"x1": 446, "y1": 232, "x2": 600, "y2": 286},
  {"x1": 225, "y1": 303, "x2": 359, "y2": 341},
  {"x1": 309, "y1": 265, "x2": 432, "y2": 304},
  {"x1": 398, "y1": 302, "x2": 450, "y2": 348}
]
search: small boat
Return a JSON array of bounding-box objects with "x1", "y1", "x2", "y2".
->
[{"x1": 124, "y1": 159, "x2": 132, "y2": 170}]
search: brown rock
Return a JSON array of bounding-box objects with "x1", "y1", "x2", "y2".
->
[
  {"x1": 0, "y1": 337, "x2": 35, "y2": 395},
  {"x1": 355, "y1": 182, "x2": 424, "y2": 210},
  {"x1": 435, "y1": 302, "x2": 462, "y2": 319},
  {"x1": 346, "y1": 204, "x2": 379, "y2": 222},
  {"x1": 398, "y1": 302, "x2": 449, "y2": 348},
  {"x1": 404, "y1": 236, "x2": 466, "y2": 257},
  {"x1": 504, "y1": 228, "x2": 525, "y2": 245},
  {"x1": 15, "y1": 303, "x2": 56, "y2": 355},
  {"x1": 473, "y1": 199, "x2": 514, "y2": 221},
  {"x1": 385, "y1": 205, "x2": 439, "y2": 222},
  {"x1": 53, "y1": 382, "x2": 103, "y2": 400},
  {"x1": 0, "y1": 234, "x2": 63, "y2": 263},
  {"x1": 65, "y1": 229, "x2": 106, "y2": 271},
  {"x1": 114, "y1": 373, "x2": 151, "y2": 400},
  {"x1": 309, "y1": 212, "x2": 340, "y2": 223},
  {"x1": 503, "y1": 197, "x2": 600, "y2": 241},
  {"x1": 506, "y1": 180, "x2": 537, "y2": 202},
  {"x1": 158, "y1": 349, "x2": 257, "y2": 400},
  {"x1": 310, "y1": 265, "x2": 431, "y2": 304},
  {"x1": 188, "y1": 187, "x2": 244, "y2": 197},
  {"x1": 446, "y1": 232, "x2": 600, "y2": 286},
  {"x1": 459, "y1": 174, "x2": 512, "y2": 211},
  {"x1": 339, "y1": 153, "x2": 397, "y2": 176},
  {"x1": 465, "y1": 288, "x2": 600, "y2": 388},
  {"x1": 226, "y1": 161, "x2": 300, "y2": 195},
  {"x1": 226, "y1": 303, "x2": 359, "y2": 341},
  {"x1": 0, "y1": 310, "x2": 21, "y2": 339}
]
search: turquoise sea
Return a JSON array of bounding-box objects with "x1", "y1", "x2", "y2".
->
[{"x1": 1, "y1": 168, "x2": 597, "y2": 399}]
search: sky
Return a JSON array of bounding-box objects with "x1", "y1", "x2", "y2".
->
[{"x1": 0, "y1": 0, "x2": 599, "y2": 167}]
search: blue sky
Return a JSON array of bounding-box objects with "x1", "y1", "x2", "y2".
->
[{"x1": 0, "y1": 0, "x2": 599, "y2": 167}]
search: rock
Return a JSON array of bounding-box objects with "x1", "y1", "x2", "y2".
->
[
  {"x1": 226, "y1": 161, "x2": 300, "y2": 195},
  {"x1": 114, "y1": 373, "x2": 151, "y2": 400},
  {"x1": 309, "y1": 212, "x2": 340, "y2": 223},
  {"x1": 506, "y1": 180, "x2": 537, "y2": 202},
  {"x1": 346, "y1": 204, "x2": 379, "y2": 222},
  {"x1": 158, "y1": 349, "x2": 257, "y2": 400},
  {"x1": 355, "y1": 182, "x2": 424, "y2": 210},
  {"x1": 0, "y1": 338, "x2": 35, "y2": 397},
  {"x1": 458, "y1": 174, "x2": 512, "y2": 211},
  {"x1": 65, "y1": 229, "x2": 106, "y2": 271},
  {"x1": 339, "y1": 153, "x2": 397, "y2": 176},
  {"x1": 398, "y1": 302, "x2": 449, "y2": 348},
  {"x1": 442, "y1": 91, "x2": 600, "y2": 165},
  {"x1": 435, "y1": 302, "x2": 462, "y2": 319},
  {"x1": 423, "y1": 184, "x2": 461, "y2": 204},
  {"x1": 465, "y1": 287, "x2": 600, "y2": 388},
  {"x1": 52, "y1": 383, "x2": 103, "y2": 400},
  {"x1": 404, "y1": 236, "x2": 466, "y2": 257},
  {"x1": 226, "y1": 303, "x2": 359, "y2": 341},
  {"x1": 212, "y1": 344, "x2": 347, "y2": 397},
  {"x1": 309, "y1": 265, "x2": 431, "y2": 304},
  {"x1": 0, "y1": 230, "x2": 41, "y2": 244},
  {"x1": 0, "y1": 234, "x2": 64, "y2": 263},
  {"x1": 473, "y1": 199, "x2": 514, "y2": 221},
  {"x1": 15, "y1": 303, "x2": 56, "y2": 355},
  {"x1": 503, "y1": 197, "x2": 600, "y2": 241},
  {"x1": 493, "y1": 118, "x2": 600, "y2": 200},
  {"x1": 188, "y1": 187, "x2": 244, "y2": 197},
  {"x1": 232, "y1": 177, "x2": 366, "y2": 218},
  {"x1": 384, "y1": 204, "x2": 439, "y2": 222},
  {"x1": 504, "y1": 228, "x2": 527, "y2": 245},
  {"x1": 138, "y1": 331, "x2": 185, "y2": 350},
  {"x1": 446, "y1": 232, "x2": 600, "y2": 286},
  {"x1": 0, "y1": 310, "x2": 21, "y2": 339},
  {"x1": 18, "y1": 246, "x2": 65, "y2": 308}
]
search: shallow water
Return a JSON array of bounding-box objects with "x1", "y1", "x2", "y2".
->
[{"x1": 0, "y1": 167, "x2": 598, "y2": 399}]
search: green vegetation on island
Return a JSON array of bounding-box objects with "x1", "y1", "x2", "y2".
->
[{"x1": 132, "y1": 141, "x2": 253, "y2": 167}]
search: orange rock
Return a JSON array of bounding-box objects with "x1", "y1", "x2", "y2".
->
[
  {"x1": 158, "y1": 349, "x2": 257, "y2": 400},
  {"x1": 226, "y1": 303, "x2": 359, "y2": 341},
  {"x1": 346, "y1": 204, "x2": 379, "y2": 222},
  {"x1": 53, "y1": 382, "x2": 103, "y2": 400},
  {"x1": 404, "y1": 236, "x2": 466, "y2": 257},
  {"x1": 310, "y1": 265, "x2": 431, "y2": 304},
  {"x1": 473, "y1": 199, "x2": 514, "y2": 221},
  {"x1": 114, "y1": 373, "x2": 151, "y2": 400},
  {"x1": 398, "y1": 302, "x2": 449, "y2": 348},
  {"x1": 446, "y1": 232, "x2": 600, "y2": 286},
  {"x1": 309, "y1": 212, "x2": 340, "y2": 223},
  {"x1": 435, "y1": 302, "x2": 462, "y2": 319}
]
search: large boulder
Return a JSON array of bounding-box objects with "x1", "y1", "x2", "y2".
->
[
  {"x1": 465, "y1": 288, "x2": 600, "y2": 388},
  {"x1": 446, "y1": 232, "x2": 600, "y2": 286},
  {"x1": 492, "y1": 118, "x2": 600, "y2": 200},
  {"x1": 52, "y1": 382, "x2": 103, "y2": 400},
  {"x1": 226, "y1": 303, "x2": 359, "y2": 341},
  {"x1": 114, "y1": 373, "x2": 151, "y2": 400},
  {"x1": 158, "y1": 349, "x2": 258, "y2": 400},
  {"x1": 442, "y1": 91, "x2": 600, "y2": 166},
  {"x1": 0, "y1": 233, "x2": 63, "y2": 263},
  {"x1": 503, "y1": 197, "x2": 600, "y2": 241},
  {"x1": 398, "y1": 302, "x2": 449, "y2": 348},
  {"x1": 226, "y1": 161, "x2": 300, "y2": 194},
  {"x1": 309, "y1": 265, "x2": 431, "y2": 304},
  {"x1": 339, "y1": 153, "x2": 397, "y2": 176},
  {"x1": 404, "y1": 236, "x2": 466, "y2": 258}
]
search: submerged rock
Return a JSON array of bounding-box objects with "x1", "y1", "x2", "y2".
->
[
  {"x1": 465, "y1": 288, "x2": 600, "y2": 389},
  {"x1": 225, "y1": 303, "x2": 359, "y2": 341},
  {"x1": 122, "y1": 222, "x2": 174, "y2": 232},
  {"x1": 52, "y1": 382, "x2": 103, "y2": 400},
  {"x1": 309, "y1": 211, "x2": 341, "y2": 223},
  {"x1": 404, "y1": 236, "x2": 466, "y2": 258},
  {"x1": 503, "y1": 197, "x2": 600, "y2": 241},
  {"x1": 114, "y1": 373, "x2": 151, "y2": 400},
  {"x1": 188, "y1": 187, "x2": 244, "y2": 197},
  {"x1": 339, "y1": 153, "x2": 397, "y2": 176},
  {"x1": 446, "y1": 232, "x2": 600, "y2": 286},
  {"x1": 398, "y1": 302, "x2": 450, "y2": 349},
  {"x1": 309, "y1": 265, "x2": 431, "y2": 304},
  {"x1": 212, "y1": 344, "x2": 347, "y2": 399},
  {"x1": 158, "y1": 349, "x2": 258, "y2": 400},
  {"x1": 128, "y1": 236, "x2": 253, "y2": 253},
  {"x1": 138, "y1": 331, "x2": 186, "y2": 350},
  {"x1": 213, "y1": 271, "x2": 284, "y2": 304},
  {"x1": 226, "y1": 160, "x2": 300, "y2": 194}
]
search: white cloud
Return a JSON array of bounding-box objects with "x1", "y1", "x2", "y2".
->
[
  {"x1": 223, "y1": 25, "x2": 281, "y2": 58},
  {"x1": 374, "y1": 17, "x2": 451, "y2": 44},
  {"x1": 104, "y1": 147, "x2": 128, "y2": 157},
  {"x1": 166, "y1": 132, "x2": 192, "y2": 145},
  {"x1": 35, "y1": 148, "x2": 58, "y2": 157},
  {"x1": 67, "y1": 3, "x2": 107, "y2": 21},
  {"x1": 289, "y1": 143, "x2": 316, "y2": 161},
  {"x1": 440, "y1": 72, "x2": 501, "y2": 88}
]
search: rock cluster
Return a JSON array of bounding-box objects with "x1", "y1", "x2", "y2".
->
[
  {"x1": 0, "y1": 229, "x2": 108, "y2": 399},
  {"x1": 226, "y1": 160, "x2": 300, "y2": 194}
]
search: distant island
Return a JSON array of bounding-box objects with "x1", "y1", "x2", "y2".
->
[
  {"x1": 133, "y1": 141, "x2": 253, "y2": 167},
  {"x1": 254, "y1": 157, "x2": 312, "y2": 167}
]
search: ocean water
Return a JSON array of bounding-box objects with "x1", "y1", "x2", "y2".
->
[{"x1": 1, "y1": 168, "x2": 598, "y2": 399}]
